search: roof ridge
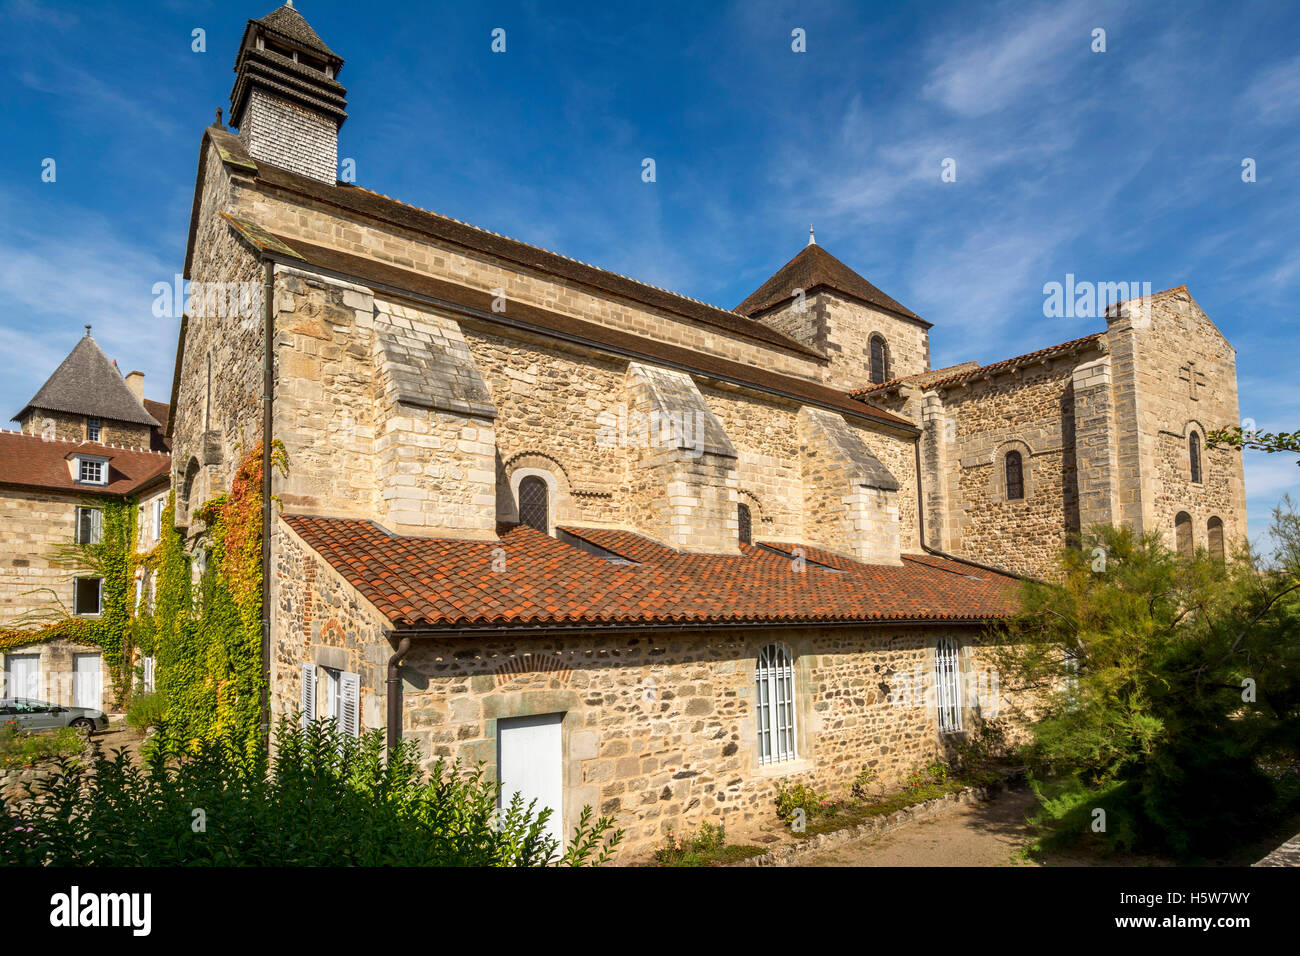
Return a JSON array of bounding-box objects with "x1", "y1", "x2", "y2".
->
[{"x1": 342, "y1": 185, "x2": 751, "y2": 319}]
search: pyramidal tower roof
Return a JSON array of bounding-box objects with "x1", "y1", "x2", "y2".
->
[
  {"x1": 736, "y1": 243, "x2": 929, "y2": 327},
  {"x1": 13, "y1": 327, "x2": 160, "y2": 427},
  {"x1": 252, "y1": 1, "x2": 338, "y2": 60}
]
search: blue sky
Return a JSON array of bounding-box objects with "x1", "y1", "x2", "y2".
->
[{"x1": 0, "y1": 0, "x2": 1296, "y2": 546}]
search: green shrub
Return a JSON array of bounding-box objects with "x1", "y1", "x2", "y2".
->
[
  {"x1": 0, "y1": 717, "x2": 622, "y2": 866},
  {"x1": 0, "y1": 722, "x2": 84, "y2": 770},
  {"x1": 850, "y1": 767, "x2": 879, "y2": 800},
  {"x1": 651, "y1": 821, "x2": 761, "y2": 866},
  {"x1": 125, "y1": 692, "x2": 166, "y2": 733}
]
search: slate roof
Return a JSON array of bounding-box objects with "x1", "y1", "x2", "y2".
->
[
  {"x1": 240, "y1": 226, "x2": 916, "y2": 431},
  {"x1": 14, "y1": 332, "x2": 161, "y2": 428},
  {"x1": 0, "y1": 430, "x2": 170, "y2": 497},
  {"x1": 283, "y1": 515, "x2": 1019, "y2": 630},
  {"x1": 736, "y1": 244, "x2": 929, "y2": 326},
  {"x1": 201, "y1": 127, "x2": 821, "y2": 360}
]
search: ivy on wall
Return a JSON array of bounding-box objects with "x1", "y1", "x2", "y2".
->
[
  {"x1": 0, "y1": 497, "x2": 142, "y2": 703},
  {"x1": 2, "y1": 440, "x2": 285, "y2": 759}
]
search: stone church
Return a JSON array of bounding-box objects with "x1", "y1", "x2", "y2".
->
[{"x1": 166, "y1": 4, "x2": 1246, "y2": 855}]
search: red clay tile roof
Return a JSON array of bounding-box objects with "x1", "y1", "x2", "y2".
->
[
  {"x1": 283, "y1": 516, "x2": 1019, "y2": 630},
  {"x1": 736, "y1": 244, "x2": 929, "y2": 326},
  {"x1": 852, "y1": 333, "x2": 1105, "y2": 397},
  {"x1": 0, "y1": 430, "x2": 170, "y2": 497}
]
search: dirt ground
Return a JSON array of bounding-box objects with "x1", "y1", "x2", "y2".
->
[{"x1": 795, "y1": 787, "x2": 1167, "y2": 867}]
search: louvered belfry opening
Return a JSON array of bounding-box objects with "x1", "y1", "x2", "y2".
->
[{"x1": 519, "y1": 475, "x2": 549, "y2": 533}]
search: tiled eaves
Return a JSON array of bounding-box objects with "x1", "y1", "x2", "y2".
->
[{"x1": 283, "y1": 515, "x2": 1019, "y2": 633}]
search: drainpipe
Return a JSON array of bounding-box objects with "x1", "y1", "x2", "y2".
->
[
  {"x1": 259, "y1": 260, "x2": 274, "y2": 745},
  {"x1": 386, "y1": 636, "x2": 412, "y2": 753}
]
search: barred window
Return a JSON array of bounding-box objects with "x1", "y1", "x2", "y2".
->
[
  {"x1": 738, "y1": 503, "x2": 752, "y2": 545},
  {"x1": 518, "y1": 475, "x2": 550, "y2": 533},
  {"x1": 756, "y1": 644, "x2": 796, "y2": 764},
  {"x1": 1005, "y1": 451, "x2": 1024, "y2": 501},
  {"x1": 934, "y1": 636, "x2": 963, "y2": 733},
  {"x1": 87, "y1": 418, "x2": 101, "y2": 441}
]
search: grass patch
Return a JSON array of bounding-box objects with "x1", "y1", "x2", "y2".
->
[
  {"x1": 0, "y1": 722, "x2": 84, "y2": 770},
  {"x1": 648, "y1": 821, "x2": 766, "y2": 867}
]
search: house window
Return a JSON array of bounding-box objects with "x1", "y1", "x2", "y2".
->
[
  {"x1": 1207, "y1": 516, "x2": 1224, "y2": 560},
  {"x1": 1005, "y1": 451, "x2": 1024, "y2": 501},
  {"x1": 738, "y1": 503, "x2": 752, "y2": 545},
  {"x1": 756, "y1": 644, "x2": 796, "y2": 765},
  {"x1": 77, "y1": 457, "x2": 106, "y2": 485},
  {"x1": 934, "y1": 636, "x2": 963, "y2": 733},
  {"x1": 1189, "y1": 433, "x2": 1202, "y2": 484},
  {"x1": 1175, "y1": 511, "x2": 1193, "y2": 557},
  {"x1": 152, "y1": 497, "x2": 165, "y2": 542},
  {"x1": 74, "y1": 577, "x2": 103, "y2": 616},
  {"x1": 518, "y1": 475, "x2": 550, "y2": 533},
  {"x1": 313, "y1": 666, "x2": 361, "y2": 738},
  {"x1": 869, "y1": 334, "x2": 890, "y2": 384},
  {"x1": 141, "y1": 655, "x2": 156, "y2": 693},
  {"x1": 87, "y1": 418, "x2": 101, "y2": 441},
  {"x1": 76, "y1": 506, "x2": 102, "y2": 544}
]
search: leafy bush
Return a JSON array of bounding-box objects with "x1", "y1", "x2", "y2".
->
[
  {"x1": 0, "y1": 722, "x2": 84, "y2": 770},
  {"x1": 0, "y1": 717, "x2": 622, "y2": 866},
  {"x1": 651, "y1": 821, "x2": 762, "y2": 866},
  {"x1": 850, "y1": 767, "x2": 878, "y2": 800},
  {"x1": 125, "y1": 692, "x2": 166, "y2": 734},
  {"x1": 991, "y1": 502, "x2": 1300, "y2": 856},
  {"x1": 775, "y1": 780, "x2": 825, "y2": 821}
]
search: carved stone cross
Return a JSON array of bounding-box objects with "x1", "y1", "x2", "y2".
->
[{"x1": 1178, "y1": 361, "x2": 1206, "y2": 400}]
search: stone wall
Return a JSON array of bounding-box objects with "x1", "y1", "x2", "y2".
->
[
  {"x1": 272, "y1": 521, "x2": 1007, "y2": 861},
  {"x1": 0, "y1": 489, "x2": 79, "y2": 625},
  {"x1": 16, "y1": 410, "x2": 152, "y2": 449}
]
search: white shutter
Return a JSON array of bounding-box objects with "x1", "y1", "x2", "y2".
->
[
  {"x1": 143, "y1": 656, "x2": 156, "y2": 692},
  {"x1": 154, "y1": 498, "x2": 165, "y2": 541},
  {"x1": 90, "y1": 508, "x2": 103, "y2": 544},
  {"x1": 300, "y1": 664, "x2": 316, "y2": 729},
  {"x1": 340, "y1": 672, "x2": 360, "y2": 738}
]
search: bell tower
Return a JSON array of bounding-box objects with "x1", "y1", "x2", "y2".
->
[{"x1": 228, "y1": 2, "x2": 347, "y2": 184}]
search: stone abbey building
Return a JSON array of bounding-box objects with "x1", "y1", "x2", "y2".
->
[{"x1": 165, "y1": 4, "x2": 1246, "y2": 855}]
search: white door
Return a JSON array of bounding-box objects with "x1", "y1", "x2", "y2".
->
[
  {"x1": 73, "y1": 654, "x2": 102, "y2": 710},
  {"x1": 4, "y1": 654, "x2": 40, "y2": 699},
  {"x1": 498, "y1": 713, "x2": 564, "y2": 849}
]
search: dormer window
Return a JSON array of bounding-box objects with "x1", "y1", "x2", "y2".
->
[
  {"x1": 76, "y1": 456, "x2": 108, "y2": 485},
  {"x1": 87, "y1": 418, "x2": 101, "y2": 441}
]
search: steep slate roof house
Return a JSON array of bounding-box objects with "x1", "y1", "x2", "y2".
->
[
  {"x1": 167, "y1": 4, "x2": 1246, "y2": 856},
  {"x1": 1, "y1": 328, "x2": 171, "y2": 713}
]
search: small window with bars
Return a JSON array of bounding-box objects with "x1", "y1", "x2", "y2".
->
[
  {"x1": 934, "y1": 636, "x2": 963, "y2": 733},
  {"x1": 756, "y1": 643, "x2": 797, "y2": 764},
  {"x1": 1004, "y1": 451, "x2": 1024, "y2": 501},
  {"x1": 87, "y1": 418, "x2": 101, "y2": 441},
  {"x1": 518, "y1": 475, "x2": 550, "y2": 533},
  {"x1": 737, "y1": 503, "x2": 752, "y2": 545}
]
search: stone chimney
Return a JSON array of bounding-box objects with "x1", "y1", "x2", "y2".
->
[
  {"x1": 125, "y1": 370, "x2": 145, "y2": 402},
  {"x1": 229, "y1": 3, "x2": 347, "y2": 185}
]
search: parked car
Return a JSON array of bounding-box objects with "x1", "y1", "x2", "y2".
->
[{"x1": 0, "y1": 698, "x2": 108, "y2": 735}]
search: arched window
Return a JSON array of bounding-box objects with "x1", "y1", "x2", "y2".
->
[
  {"x1": 1175, "y1": 511, "x2": 1193, "y2": 557},
  {"x1": 869, "y1": 334, "x2": 890, "y2": 384},
  {"x1": 1005, "y1": 451, "x2": 1024, "y2": 501},
  {"x1": 1189, "y1": 432, "x2": 1202, "y2": 484},
  {"x1": 737, "y1": 503, "x2": 752, "y2": 545},
  {"x1": 1207, "y1": 516, "x2": 1224, "y2": 560},
  {"x1": 518, "y1": 475, "x2": 550, "y2": 533},
  {"x1": 756, "y1": 644, "x2": 796, "y2": 764},
  {"x1": 934, "y1": 636, "x2": 963, "y2": 733}
]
